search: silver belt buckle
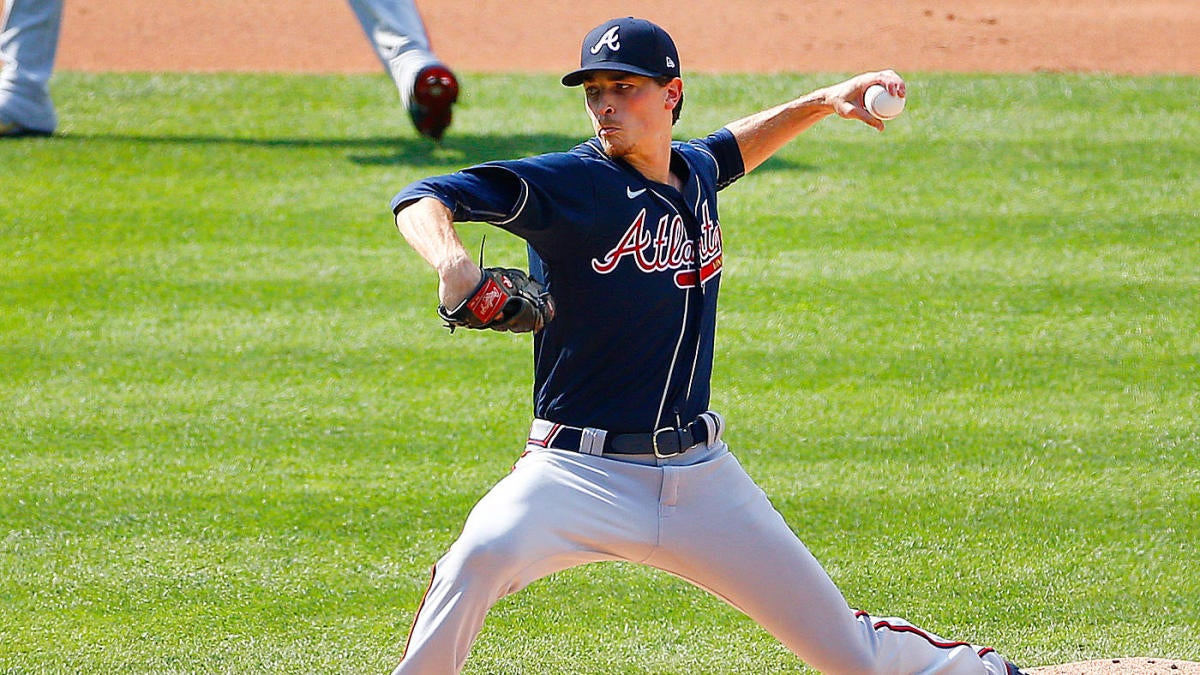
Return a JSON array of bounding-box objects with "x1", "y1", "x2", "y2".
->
[{"x1": 652, "y1": 426, "x2": 684, "y2": 459}]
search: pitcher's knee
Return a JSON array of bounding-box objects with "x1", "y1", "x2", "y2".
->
[
  {"x1": 810, "y1": 649, "x2": 882, "y2": 675},
  {"x1": 440, "y1": 532, "x2": 528, "y2": 583}
]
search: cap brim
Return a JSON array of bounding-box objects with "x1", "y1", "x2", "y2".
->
[{"x1": 561, "y1": 63, "x2": 665, "y2": 86}]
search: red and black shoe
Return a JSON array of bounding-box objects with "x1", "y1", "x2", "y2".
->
[{"x1": 408, "y1": 64, "x2": 459, "y2": 141}]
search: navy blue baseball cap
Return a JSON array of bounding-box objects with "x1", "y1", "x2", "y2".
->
[{"x1": 561, "y1": 17, "x2": 681, "y2": 87}]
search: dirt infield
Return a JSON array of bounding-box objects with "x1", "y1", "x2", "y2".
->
[
  {"x1": 1029, "y1": 658, "x2": 1200, "y2": 675},
  {"x1": 58, "y1": 0, "x2": 1198, "y2": 75}
]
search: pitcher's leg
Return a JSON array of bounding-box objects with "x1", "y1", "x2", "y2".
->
[
  {"x1": 849, "y1": 611, "x2": 1018, "y2": 675},
  {"x1": 651, "y1": 452, "x2": 1013, "y2": 674},
  {"x1": 394, "y1": 450, "x2": 660, "y2": 674},
  {"x1": 0, "y1": 0, "x2": 63, "y2": 134},
  {"x1": 343, "y1": 0, "x2": 457, "y2": 139},
  {"x1": 344, "y1": 0, "x2": 433, "y2": 80},
  {"x1": 395, "y1": 535, "x2": 602, "y2": 674}
]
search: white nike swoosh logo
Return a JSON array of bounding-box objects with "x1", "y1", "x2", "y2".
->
[{"x1": 626, "y1": 187, "x2": 646, "y2": 199}]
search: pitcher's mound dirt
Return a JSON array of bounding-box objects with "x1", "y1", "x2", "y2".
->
[{"x1": 1029, "y1": 659, "x2": 1200, "y2": 674}]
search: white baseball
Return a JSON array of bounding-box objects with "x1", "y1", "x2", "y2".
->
[{"x1": 864, "y1": 84, "x2": 905, "y2": 120}]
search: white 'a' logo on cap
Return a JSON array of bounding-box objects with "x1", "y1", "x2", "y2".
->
[{"x1": 591, "y1": 26, "x2": 621, "y2": 54}]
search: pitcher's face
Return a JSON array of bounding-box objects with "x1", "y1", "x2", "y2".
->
[{"x1": 583, "y1": 71, "x2": 678, "y2": 159}]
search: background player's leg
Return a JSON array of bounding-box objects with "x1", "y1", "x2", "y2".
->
[
  {"x1": 648, "y1": 449, "x2": 1013, "y2": 675},
  {"x1": 0, "y1": 0, "x2": 62, "y2": 135},
  {"x1": 394, "y1": 450, "x2": 662, "y2": 674},
  {"x1": 344, "y1": 0, "x2": 457, "y2": 140}
]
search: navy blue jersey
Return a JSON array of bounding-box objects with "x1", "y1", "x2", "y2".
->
[{"x1": 391, "y1": 129, "x2": 745, "y2": 433}]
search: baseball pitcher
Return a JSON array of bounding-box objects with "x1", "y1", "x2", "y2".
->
[{"x1": 389, "y1": 16, "x2": 1027, "y2": 675}]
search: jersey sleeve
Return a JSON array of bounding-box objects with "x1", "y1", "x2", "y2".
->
[
  {"x1": 390, "y1": 152, "x2": 595, "y2": 260},
  {"x1": 390, "y1": 165, "x2": 526, "y2": 223},
  {"x1": 687, "y1": 127, "x2": 746, "y2": 191}
]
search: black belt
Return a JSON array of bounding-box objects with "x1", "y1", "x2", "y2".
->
[{"x1": 528, "y1": 412, "x2": 723, "y2": 458}]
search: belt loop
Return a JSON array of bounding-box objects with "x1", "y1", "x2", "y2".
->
[
  {"x1": 701, "y1": 411, "x2": 724, "y2": 446},
  {"x1": 528, "y1": 419, "x2": 560, "y2": 448},
  {"x1": 579, "y1": 427, "x2": 607, "y2": 456}
]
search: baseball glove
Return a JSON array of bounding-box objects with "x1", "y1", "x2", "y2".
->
[{"x1": 437, "y1": 267, "x2": 555, "y2": 333}]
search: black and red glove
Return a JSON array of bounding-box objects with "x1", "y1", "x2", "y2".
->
[{"x1": 436, "y1": 267, "x2": 556, "y2": 333}]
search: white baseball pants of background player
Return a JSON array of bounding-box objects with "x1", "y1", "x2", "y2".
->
[
  {"x1": 393, "y1": 432, "x2": 1014, "y2": 674},
  {"x1": 0, "y1": 0, "x2": 62, "y2": 134},
  {"x1": 344, "y1": 0, "x2": 444, "y2": 116},
  {"x1": 0, "y1": 0, "x2": 441, "y2": 135}
]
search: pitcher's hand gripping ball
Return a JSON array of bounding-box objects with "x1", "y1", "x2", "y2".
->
[
  {"x1": 864, "y1": 84, "x2": 906, "y2": 120},
  {"x1": 438, "y1": 268, "x2": 556, "y2": 333}
]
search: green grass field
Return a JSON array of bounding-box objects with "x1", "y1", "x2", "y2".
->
[{"x1": 2, "y1": 71, "x2": 1197, "y2": 673}]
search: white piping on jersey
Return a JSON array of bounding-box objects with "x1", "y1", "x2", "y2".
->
[
  {"x1": 647, "y1": 186, "x2": 703, "y2": 428},
  {"x1": 683, "y1": 292, "x2": 703, "y2": 404},
  {"x1": 691, "y1": 138, "x2": 744, "y2": 189},
  {"x1": 494, "y1": 177, "x2": 531, "y2": 226},
  {"x1": 684, "y1": 170, "x2": 706, "y2": 405},
  {"x1": 692, "y1": 143, "x2": 720, "y2": 184},
  {"x1": 656, "y1": 274, "x2": 692, "y2": 429}
]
